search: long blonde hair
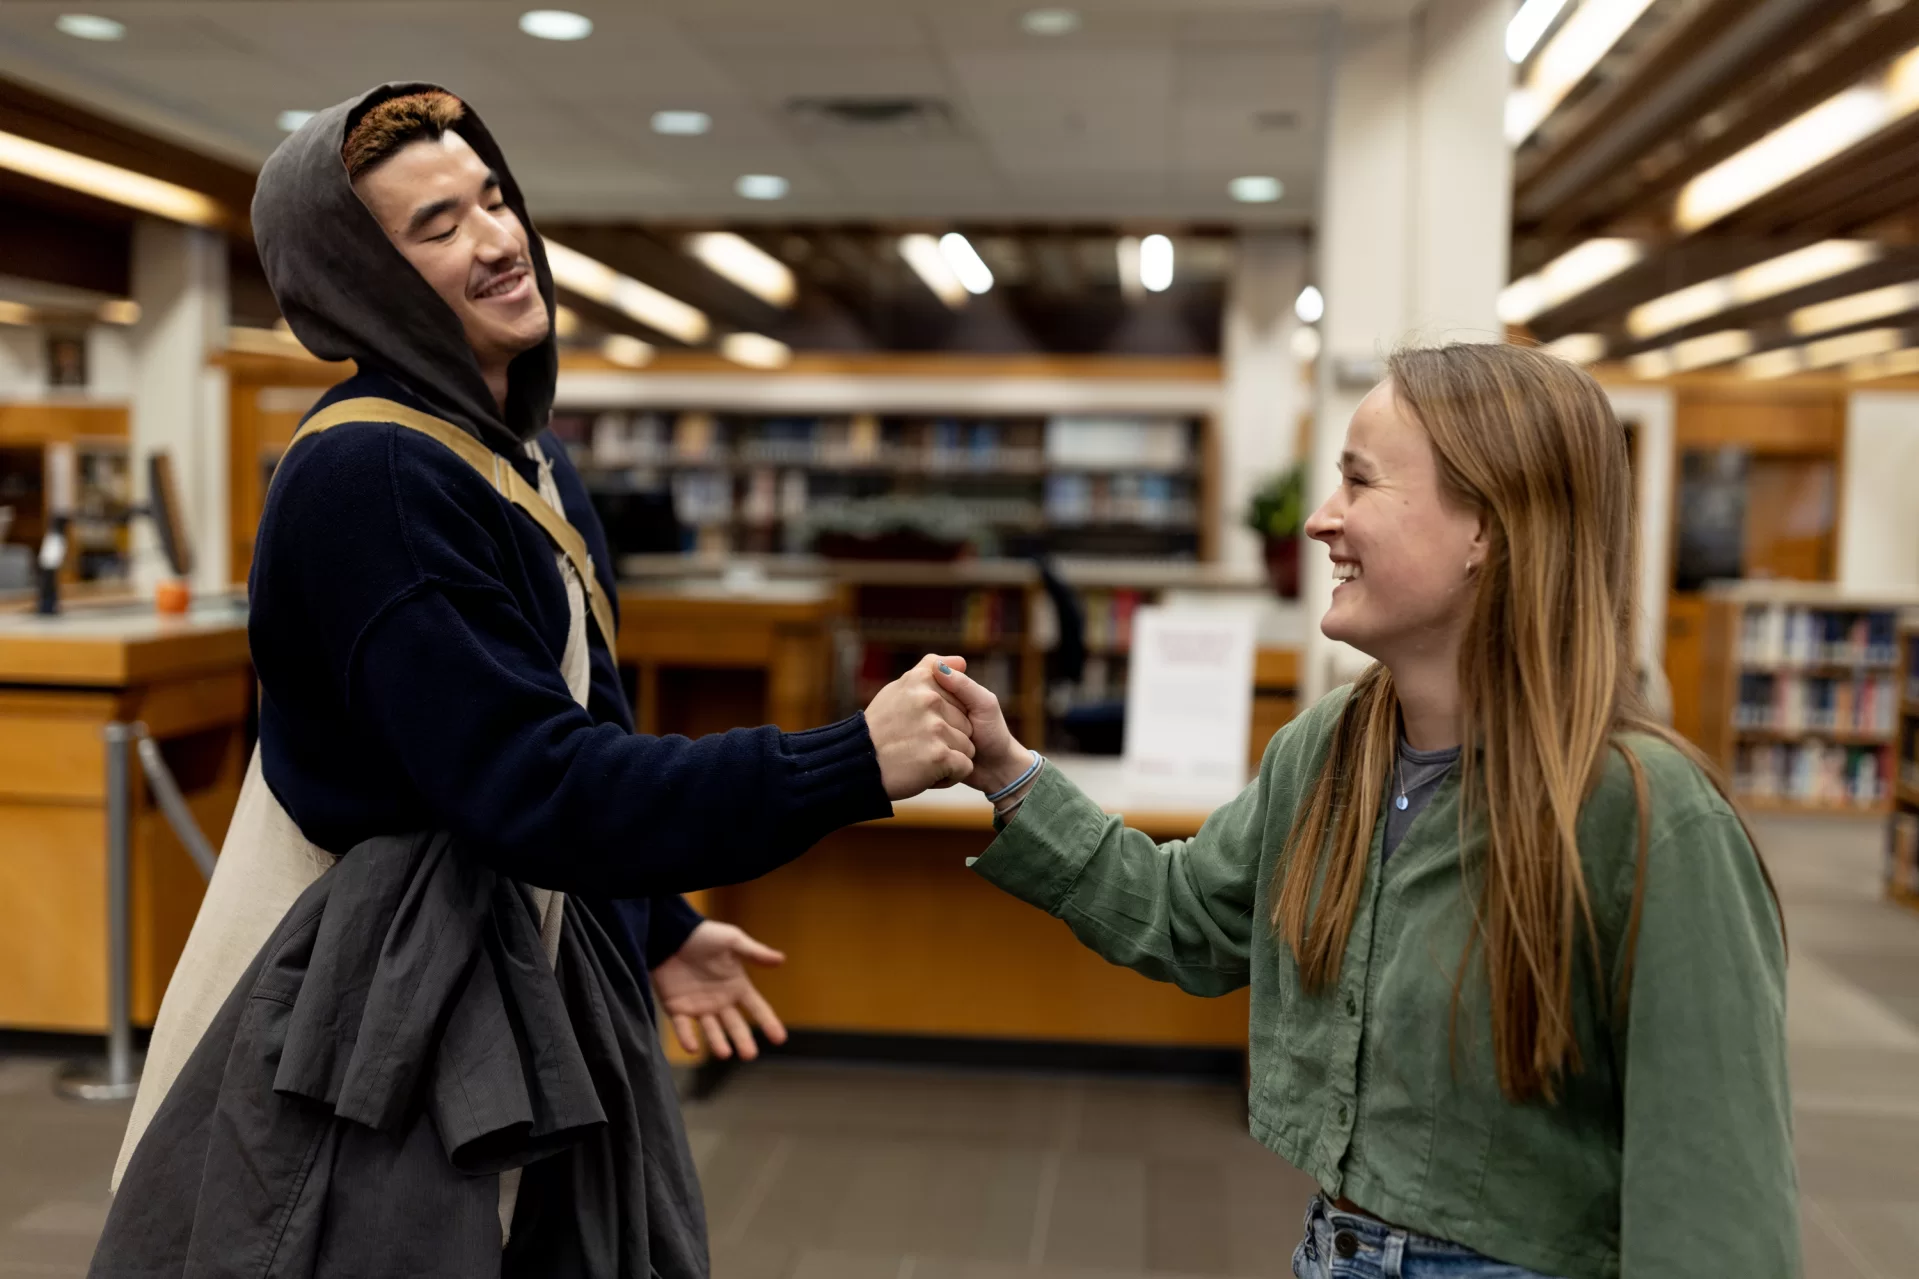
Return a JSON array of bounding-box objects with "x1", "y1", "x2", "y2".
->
[{"x1": 1271, "y1": 342, "x2": 1777, "y2": 1102}]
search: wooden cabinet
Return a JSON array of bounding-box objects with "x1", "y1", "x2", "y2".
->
[{"x1": 0, "y1": 602, "x2": 251, "y2": 1031}]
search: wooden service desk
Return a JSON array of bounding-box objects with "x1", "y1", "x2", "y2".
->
[
  {"x1": 704, "y1": 757, "x2": 1254, "y2": 1051},
  {"x1": 0, "y1": 595, "x2": 251, "y2": 1032},
  {"x1": 616, "y1": 578, "x2": 846, "y2": 736}
]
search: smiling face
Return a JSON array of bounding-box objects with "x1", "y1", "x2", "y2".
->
[
  {"x1": 1304, "y1": 379, "x2": 1488, "y2": 668},
  {"x1": 351, "y1": 130, "x2": 548, "y2": 383}
]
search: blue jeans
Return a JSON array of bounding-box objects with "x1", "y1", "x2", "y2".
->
[{"x1": 1291, "y1": 1196, "x2": 1561, "y2": 1279}]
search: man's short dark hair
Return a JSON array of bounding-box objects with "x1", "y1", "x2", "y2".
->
[{"x1": 343, "y1": 90, "x2": 467, "y2": 180}]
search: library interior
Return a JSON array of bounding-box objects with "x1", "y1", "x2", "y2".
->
[{"x1": 1, "y1": 1, "x2": 1918, "y2": 1277}]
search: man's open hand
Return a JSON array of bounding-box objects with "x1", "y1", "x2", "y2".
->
[{"x1": 652, "y1": 921, "x2": 787, "y2": 1061}]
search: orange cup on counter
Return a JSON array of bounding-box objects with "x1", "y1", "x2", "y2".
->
[{"x1": 155, "y1": 578, "x2": 191, "y2": 616}]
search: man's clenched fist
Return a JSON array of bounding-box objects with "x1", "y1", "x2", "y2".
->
[{"x1": 866, "y1": 653, "x2": 976, "y2": 800}]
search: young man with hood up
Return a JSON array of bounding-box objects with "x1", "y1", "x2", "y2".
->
[{"x1": 101, "y1": 83, "x2": 982, "y2": 1277}]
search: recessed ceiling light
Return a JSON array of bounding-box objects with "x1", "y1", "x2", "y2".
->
[
  {"x1": 1229, "y1": 175, "x2": 1284, "y2": 204},
  {"x1": 1021, "y1": 8, "x2": 1081, "y2": 36},
  {"x1": 687, "y1": 232, "x2": 796, "y2": 308},
  {"x1": 519, "y1": 9, "x2": 593, "y2": 41},
  {"x1": 601, "y1": 334, "x2": 654, "y2": 368},
  {"x1": 735, "y1": 174, "x2": 789, "y2": 201},
  {"x1": 1295, "y1": 285, "x2": 1325, "y2": 324},
  {"x1": 652, "y1": 110, "x2": 711, "y2": 136},
  {"x1": 1138, "y1": 234, "x2": 1174, "y2": 293},
  {"x1": 899, "y1": 234, "x2": 968, "y2": 309},
  {"x1": 277, "y1": 110, "x2": 316, "y2": 133},
  {"x1": 55, "y1": 14, "x2": 125, "y2": 41}
]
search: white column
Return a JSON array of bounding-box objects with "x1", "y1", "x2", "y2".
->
[
  {"x1": 1303, "y1": 0, "x2": 1512, "y2": 702},
  {"x1": 1219, "y1": 231, "x2": 1307, "y2": 572},
  {"x1": 130, "y1": 219, "x2": 229, "y2": 592},
  {"x1": 1839, "y1": 392, "x2": 1919, "y2": 590}
]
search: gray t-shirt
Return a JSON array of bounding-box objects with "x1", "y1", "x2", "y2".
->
[{"x1": 1383, "y1": 738, "x2": 1460, "y2": 860}]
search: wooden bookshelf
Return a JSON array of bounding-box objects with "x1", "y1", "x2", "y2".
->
[
  {"x1": 1698, "y1": 583, "x2": 1918, "y2": 819},
  {"x1": 1888, "y1": 621, "x2": 1919, "y2": 914}
]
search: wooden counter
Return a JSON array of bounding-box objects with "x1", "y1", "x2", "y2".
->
[
  {"x1": 617, "y1": 579, "x2": 846, "y2": 736},
  {"x1": 0, "y1": 596, "x2": 251, "y2": 1032},
  {"x1": 703, "y1": 757, "x2": 1256, "y2": 1051}
]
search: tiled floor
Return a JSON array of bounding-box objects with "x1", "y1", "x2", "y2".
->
[{"x1": 3, "y1": 814, "x2": 1916, "y2": 1278}]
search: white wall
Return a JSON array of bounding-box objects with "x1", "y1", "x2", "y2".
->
[
  {"x1": 1220, "y1": 232, "x2": 1307, "y2": 571},
  {"x1": 1840, "y1": 392, "x2": 1919, "y2": 591},
  {"x1": 0, "y1": 324, "x2": 136, "y2": 401},
  {"x1": 1304, "y1": 0, "x2": 1512, "y2": 700}
]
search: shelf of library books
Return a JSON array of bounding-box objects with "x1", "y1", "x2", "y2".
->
[
  {"x1": 1698, "y1": 582, "x2": 1919, "y2": 820},
  {"x1": 1887, "y1": 621, "x2": 1919, "y2": 914}
]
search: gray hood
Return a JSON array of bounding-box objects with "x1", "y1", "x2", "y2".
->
[{"x1": 252, "y1": 82, "x2": 558, "y2": 452}]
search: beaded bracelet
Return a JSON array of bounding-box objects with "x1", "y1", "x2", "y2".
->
[{"x1": 984, "y1": 750, "x2": 1045, "y2": 804}]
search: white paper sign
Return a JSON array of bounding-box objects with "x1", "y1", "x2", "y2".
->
[{"x1": 1122, "y1": 605, "x2": 1257, "y2": 803}]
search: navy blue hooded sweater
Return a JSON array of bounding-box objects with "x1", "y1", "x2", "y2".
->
[{"x1": 247, "y1": 83, "x2": 891, "y2": 978}]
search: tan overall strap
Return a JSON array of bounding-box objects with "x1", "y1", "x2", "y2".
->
[{"x1": 288, "y1": 397, "x2": 617, "y2": 645}]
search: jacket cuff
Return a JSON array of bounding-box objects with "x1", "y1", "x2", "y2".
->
[
  {"x1": 969, "y1": 765, "x2": 1107, "y2": 915},
  {"x1": 644, "y1": 894, "x2": 705, "y2": 969},
  {"x1": 777, "y1": 711, "x2": 892, "y2": 846}
]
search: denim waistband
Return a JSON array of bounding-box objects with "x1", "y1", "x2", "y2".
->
[{"x1": 1309, "y1": 1196, "x2": 1484, "y2": 1258}]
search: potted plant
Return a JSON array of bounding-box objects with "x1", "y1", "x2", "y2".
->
[{"x1": 1245, "y1": 463, "x2": 1304, "y2": 599}]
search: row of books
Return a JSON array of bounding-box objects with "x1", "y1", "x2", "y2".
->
[
  {"x1": 1737, "y1": 605, "x2": 1900, "y2": 668},
  {"x1": 1888, "y1": 812, "x2": 1919, "y2": 898},
  {"x1": 1080, "y1": 588, "x2": 1146, "y2": 653},
  {"x1": 1732, "y1": 742, "x2": 1888, "y2": 809},
  {"x1": 571, "y1": 412, "x2": 1196, "y2": 473},
  {"x1": 1732, "y1": 672, "x2": 1900, "y2": 735},
  {"x1": 1044, "y1": 474, "x2": 1195, "y2": 527},
  {"x1": 668, "y1": 473, "x2": 1043, "y2": 530}
]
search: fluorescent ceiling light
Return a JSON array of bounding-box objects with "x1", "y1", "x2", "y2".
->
[
  {"x1": 1138, "y1": 234, "x2": 1173, "y2": 293},
  {"x1": 939, "y1": 232, "x2": 994, "y2": 295},
  {"x1": 1295, "y1": 285, "x2": 1325, "y2": 324},
  {"x1": 1846, "y1": 347, "x2": 1919, "y2": 380},
  {"x1": 735, "y1": 174, "x2": 789, "y2": 201},
  {"x1": 56, "y1": 14, "x2": 124, "y2": 40},
  {"x1": 1021, "y1": 8, "x2": 1081, "y2": 36},
  {"x1": 277, "y1": 110, "x2": 316, "y2": 133},
  {"x1": 687, "y1": 232, "x2": 795, "y2": 308},
  {"x1": 1805, "y1": 327, "x2": 1904, "y2": 368},
  {"x1": 519, "y1": 9, "x2": 593, "y2": 40},
  {"x1": 1229, "y1": 175, "x2": 1284, "y2": 204},
  {"x1": 600, "y1": 334, "x2": 654, "y2": 368},
  {"x1": 0, "y1": 129, "x2": 222, "y2": 226},
  {"x1": 1742, "y1": 348, "x2": 1805, "y2": 379},
  {"x1": 1629, "y1": 349, "x2": 1674, "y2": 379},
  {"x1": 721, "y1": 332, "x2": 792, "y2": 370},
  {"x1": 1291, "y1": 326, "x2": 1322, "y2": 361},
  {"x1": 652, "y1": 110, "x2": 711, "y2": 136},
  {"x1": 552, "y1": 304, "x2": 580, "y2": 340},
  {"x1": 1507, "y1": 0, "x2": 1658, "y2": 143},
  {"x1": 97, "y1": 299, "x2": 140, "y2": 325},
  {"x1": 1506, "y1": 0, "x2": 1570, "y2": 64},
  {"x1": 1788, "y1": 282, "x2": 1919, "y2": 337},
  {"x1": 1543, "y1": 333, "x2": 1606, "y2": 365},
  {"x1": 899, "y1": 234, "x2": 968, "y2": 309},
  {"x1": 1497, "y1": 238, "x2": 1643, "y2": 324},
  {"x1": 544, "y1": 240, "x2": 710, "y2": 344},
  {"x1": 1627, "y1": 240, "x2": 1881, "y2": 339},
  {"x1": 1676, "y1": 50, "x2": 1919, "y2": 232},
  {"x1": 0, "y1": 301, "x2": 34, "y2": 326},
  {"x1": 1668, "y1": 329, "x2": 1755, "y2": 371}
]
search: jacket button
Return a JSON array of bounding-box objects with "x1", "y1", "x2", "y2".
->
[
  {"x1": 1345, "y1": 993, "x2": 1358, "y2": 1016},
  {"x1": 1335, "y1": 1102, "x2": 1349, "y2": 1123},
  {"x1": 1334, "y1": 1230, "x2": 1359, "y2": 1258}
]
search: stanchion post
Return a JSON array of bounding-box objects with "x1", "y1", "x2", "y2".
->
[{"x1": 55, "y1": 721, "x2": 143, "y2": 1102}]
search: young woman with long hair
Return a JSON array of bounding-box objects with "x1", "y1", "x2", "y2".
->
[{"x1": 935, "y1": 343, "x2": 1795, "y2": 1279}]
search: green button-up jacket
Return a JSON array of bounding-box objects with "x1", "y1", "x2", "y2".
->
[{"x1": 972, "y1": 688, "x2": 1796, "y2": 1279}]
